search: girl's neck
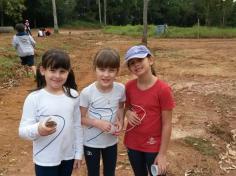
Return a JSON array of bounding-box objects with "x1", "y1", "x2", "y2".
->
[
  {"x1": 44, "y1": 86, "x2": 64, "y2": 95},
  {"x1": 95, "y1": 82, "x2": 113, "y2": 93},
  {"x1": 137, "y1": 72, "x2": 157, "y2": 90}
]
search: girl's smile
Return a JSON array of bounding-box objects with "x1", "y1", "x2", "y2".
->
[
  {"x1": 95, "y1": 67, "x2": 118, "y2": 92},
  {"x1": 40, "y1": 67, "x2": 69, "y2": 93}
]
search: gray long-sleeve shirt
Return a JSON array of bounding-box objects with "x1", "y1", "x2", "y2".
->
[{"x1": 12, "y1": 33, "x2": 35, "y2": 57}]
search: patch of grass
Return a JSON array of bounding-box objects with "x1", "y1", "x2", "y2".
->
[
  {"x1": 0, "y1": 56, "x2": 22, "y2": 82},
  {"x1": 184, "y1": 136, "x2": 218, "y2": 157},
  {"x1": 103, "y1": 25, "x2": 156, "y2": 36},
  {"x1": 0, "y1": 56, "x2": 18, "y2": 70},
  {"x1": 103, "y1": 25, "x2": 236, "y2": 38}
]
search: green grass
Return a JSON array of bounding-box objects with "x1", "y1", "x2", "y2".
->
[
  {"x1": 0, "y1": 56, "x2": 20, "y2": 81},
  {"x1": 103, "y1": 25, "x2": 236, "y2": 38},
  {"x1": 63, "y1": 20, "x2": 102, "y2": 29},
  {"x1": 184, "y1": 136, "x2": 218, "y2": 157}
]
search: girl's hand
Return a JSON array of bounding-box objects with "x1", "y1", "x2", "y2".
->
[
  {"x1": 153, "y1": 154, "x2": 167, "y2": 175},
  {"x1": 73, "y1": 159, "x2": 82, "y2": 169},
  {"x1": 112, "y1": 118, "x2": 123, "y2": 136},
  {"x1": 95, "y1": 119, "x2": 113, "y2": 133},
  {"x1": 38, "y1": 118, "x2": 57, "y2": 136},
  {"x1": 126, "y1": 110, "x2": 141, "y2": 127}
]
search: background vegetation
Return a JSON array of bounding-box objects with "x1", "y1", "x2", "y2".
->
[{"x1": 1, "y1": 0, "x2": 236, "y2": 28}]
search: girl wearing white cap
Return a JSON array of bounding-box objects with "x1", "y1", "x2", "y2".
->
[{"x1": 124, "y1": 45, "x2": 175, "y2": 176}]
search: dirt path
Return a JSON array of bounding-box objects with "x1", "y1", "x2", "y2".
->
[{"x1": 0, "y1": 30, "x2": 235, "y2": 176}]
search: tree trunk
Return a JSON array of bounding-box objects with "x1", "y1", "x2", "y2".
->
[
  {"x1": 98, "y1": 0, "x2": 102, "y2": 24},
  {"x1": 0, "y1": 0, "x2": 3, "y2": 26},
  {"x1": 142, "y1": 0, "x2": 149, "y2": 46},
  {"x1": 103, "y1": 0, "x2": 107, "y2": 25},
  {"x1": 52, "y1": 0, "x2": 59, "y2": 33}
]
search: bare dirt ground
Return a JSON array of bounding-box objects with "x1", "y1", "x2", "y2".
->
[{"x1": 0, "y1": 30, "x2": 235, "y2": 176}]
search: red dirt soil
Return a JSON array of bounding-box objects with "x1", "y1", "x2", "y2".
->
[{"x1": 0, "y1": 30, "x2": 235, "y2": 176}]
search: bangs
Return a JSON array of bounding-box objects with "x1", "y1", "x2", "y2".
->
[
  {"x1": 42, "y1": 50, "x2": 71, "y2": 70},
  {"x1": 94, "y1": 49, "x2": 120, "y2": 69}
]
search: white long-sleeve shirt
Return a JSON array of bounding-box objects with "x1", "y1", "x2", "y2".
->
[{"x1": 19, "y1": 88, "x2": 83, "y2": 166}]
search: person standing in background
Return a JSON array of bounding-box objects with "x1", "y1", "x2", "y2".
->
[
  {"x1": 24, "y1": 19, "x2": 32, "y2": 35},
  {"x1": 12, "y1": 23, "x2": 36, "y2": 76}
]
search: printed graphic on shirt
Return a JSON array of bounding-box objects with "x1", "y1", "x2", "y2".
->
[
  {"x1": 86, "y1": 103, "x2": 115, "y2": 142},
  {"x1": 34, "y1": 114, "x2": 65, "y2": 156},
  {"x1": 147, "y1": 137, "x2": 157, "y2": 145}
]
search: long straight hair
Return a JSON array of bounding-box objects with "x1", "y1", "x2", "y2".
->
[{"x1": 35, "y1": 49, "x2": 77, "y2": 98}]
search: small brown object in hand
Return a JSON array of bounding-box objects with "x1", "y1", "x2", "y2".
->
[{"x1": 45, "y1": 120, "x2": 57, "y2": 128}]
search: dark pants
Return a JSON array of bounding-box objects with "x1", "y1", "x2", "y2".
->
[
  {"x1": 35, "y1": 159, "x2": 74, "y2": 176},
  {"x1": 84, "y1": 144, "x2": 117, "y2": 176},
  {"x1": 127, "y1": 148, "x2": 158, "y2": 176},
  {"x1": 20, "y1": 55, "x2": 34, "y2": 66}
]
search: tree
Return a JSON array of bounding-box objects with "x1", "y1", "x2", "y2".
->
[
  {"x1": 97, "y1": 0, "x2": 102, "y2": 24},
  {"x1": 142, "y1": 0, "x2": 149, "y2": 45},
  {"x1": 0, "y1": 0, "x2": 25, "y2": 26},
  {"x1": 52, "y1": 0, "x2": 59, "y2": 33},
  {"x1": 103, "y1": 0, "x2": 107, "y2": 25}
]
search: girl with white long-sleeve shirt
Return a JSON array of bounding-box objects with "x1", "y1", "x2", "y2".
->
[{"x1": 19, "y1": 49, "x2": 83, "y2": 176}]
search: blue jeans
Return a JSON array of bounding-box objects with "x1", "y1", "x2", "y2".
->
[
  {"x1": 84, "y1": 144, "x2": 117, "y2": 176},
  {"x1": 35, "y1": 159, "x2": 74, "y2": 176},
  {"x1": 127, "y1": 148, "x2": 158, "y2": 176}
]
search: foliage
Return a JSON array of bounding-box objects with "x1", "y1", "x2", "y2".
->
[
  {"x1": 2, "y1": 0, "x2": 236, "y2": 28},
  {"x1": 0, "y1": 0, "x2": 25, "y2": 25},
  {"x1": 24, "y1": 0, "x2": 77, "y2": 28},
  {"x1": 62, "y1": 20, "x2": 102, "y2": 29}
]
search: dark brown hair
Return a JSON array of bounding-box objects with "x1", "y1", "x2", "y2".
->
[
  {"x1": 15, "y1": 23, "x2": 25, "y2": 33},
  {"x1": 35, "y1": 49, "x2": 77, "y2": 98}
]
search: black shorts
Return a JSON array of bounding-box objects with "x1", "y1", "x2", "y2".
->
[{"x1": 20, "y1": 55, "x2": 34, "y2": 66}]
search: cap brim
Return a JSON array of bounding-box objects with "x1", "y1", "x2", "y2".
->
[{"x1": 125, "y1": 53, "x2": 148, "y2": 63}]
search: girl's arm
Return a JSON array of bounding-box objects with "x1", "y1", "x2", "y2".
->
[
  {"x1": 29, "y1": 35, "x2": 36, "y2": 48},
  {"x1": 114, "y1": 102, "x2": 125, "y2": 133},
  {"x1": 80, "y1": 106, "x2": 113, "y2": 133},
  {"x1": 19, "y1": 95, "x2": 41, "y2": 140},
  {"x1": 154, "y1": 110, "x2": 172, "y2": 175},
  {"x1": 73, "y1": 97, "x2": 83, "y2": 169}
]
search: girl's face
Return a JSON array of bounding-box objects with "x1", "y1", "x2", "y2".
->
[
  {"x1": 95, "y1": 67, "x2": 118, "y2": 91},
  {"x1": 128, "y1": 57, "x2": 153, "y2": 76},
  {"x1": 40, "y1": 67, "x2": 69, "y2": 93}
]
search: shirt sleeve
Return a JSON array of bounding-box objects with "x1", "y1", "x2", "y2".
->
[
  {"x1": 79, "y1": 88, "x2": 89, "y2": 108},
  {"x1": 29, "y1": 36, "x2": 36, "y2": 47},
  {"x1": 12, "y1": 36, "x2": 18, "y2": 49},
  {"x1": 159, "y1": 86, "x2": 175, "y2": 110},
  {"x1": 120, "y1": 84, "x2": 126, "y2": 103},
  {"x1": 18, "y1": 94, "x2": 40, "y2": 140},
  {"x1": 73, "y1": 96, "x2": 84, "y2": 160}
]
